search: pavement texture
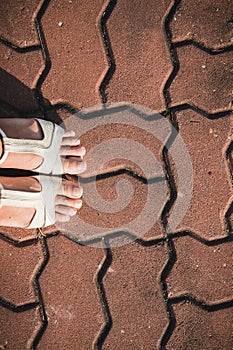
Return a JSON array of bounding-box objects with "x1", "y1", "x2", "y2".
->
[{"x1": 0, "y1": 0, "x2": 233, "y2": 349}]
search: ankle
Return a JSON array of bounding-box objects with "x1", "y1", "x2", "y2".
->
[{"x1": 0, "y1": 118, "x2": 43, "y2": 140}]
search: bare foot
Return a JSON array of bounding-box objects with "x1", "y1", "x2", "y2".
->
[
  {"x1": 0, "y1": 176, "x2": 83, "y2": 228},
  {"x1": 0, "y1": 118, "x2": 87, "y2": 174}
]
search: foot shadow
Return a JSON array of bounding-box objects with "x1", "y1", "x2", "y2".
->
[{"x1": 0, "y1": 67, "x2": 62, "y2": 124}]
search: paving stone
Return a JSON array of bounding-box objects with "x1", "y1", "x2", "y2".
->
[
  {"x1": 0, "y1": 42, "x2": 43, "y2": 96},
  {"x1": 169, "y1": 45, "x2": 233, "y2": 112},
  {"x1": 0, "y1": 305, "x2": 40, "y2": 350},
  {"x1": 59, "y1": 104, "x2": 171, "y2": 179},
  {"x1": 56, "y1": 106, "x2": 169, "y2": 242},
  {"x1": 0, "y1": 0, "x2": 40, "y2": 47},
  {"x1": 38, "y1": 234, "x2": 104, "y2": 349},
  {"x1": 0, "y1": 238, "x2": 42, "y2": 305},
  {"x1": 170, "y1": 0, "x2": 233, "y2": 47},
  {"x1": 102, "y1": 241, "x2": 168, "y2": 349},
  {"x1": 166, "y1": 300, "x2": 233, "y2": 350},
  {"x1": 167, "y1": 236, "x2": 233, "y2": 303},
  {"x1": 60, "y1": 172, "x2": 166, "y2": 243},
  {"x1": 0, "y1": 227, "x2": 38, "y2": 242},
  {"x1": 1, "y1": 1, "x2": 232, "y2": 348},
  {"x1": 40, "y1": 0, "x2": 107, "y2": 108},
  {"x1": 105, "y1": 0, "x2": 172, "y2": 112},
  {"x1": 166, "y1": 109, "x2": 232, "y2": 239},
  {"x1": 226, "y1": 202, "x2": 233, "y2": 232}
]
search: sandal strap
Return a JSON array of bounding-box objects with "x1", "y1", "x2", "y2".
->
[
  {"x1": 0, "y1": 119, "x2": 65, "y2": 175},
  {"x1": 0, "y1": 175, "x2": 61, "y2": 228}
]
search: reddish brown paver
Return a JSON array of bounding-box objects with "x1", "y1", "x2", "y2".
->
[
  {"x1": 166, "y1": 300, "x2": 233, "y2": 350},
  {"x1": 40, "y1": 0, "x2": 107, "y2": 108},
  {"x1": 57, "y1": 106, "x2": 170, "y2": 242},
  {"x1": 0, "y1": 226, "x2": 38, "y2": 242},
  {"x1": 168, "y1": 45, "x2": 233, "y2": 112},
  {"x1": 0, "y1": 238, "x2": 42, "y2": 305},
  {"x1": 102, "y1": 241, "x2": 168, "y2": 349},
  {"x1": 226, "y1": 202, "x2": 233, "y2": 232},
  {"x1": 0, "y1": 0, "x2": 40, "y2": 47},
  {"x1": 58, "y1": 105, "x2": 170, "y2": 178},
  {"x1": 105, "y1": 0, "x2": 172, "y2": 112},
  {"x1": 0, "y1": 306, "x2": 41, "y2": 350},
  {"x1": 167, "y1": 109, "x2": 232, "y2": 239},
  {"x1": 167, "y1": 236, "x2": 233, "y2": 303},
  {"x1": 0, "y1": 42, "x2": 43, "y2": 89},
  {"x1": 170, "y1": 0, "x2": 233, "y2": 48},
  {"x1": 0, "y1": 1, "x2": 233, "y2": 349},
  {"x1": 38, "y1": 235, "x2": 105, "y2": 349},
  {"x1": 59, "y1": 172, "x2": 166, "y2": 243}
]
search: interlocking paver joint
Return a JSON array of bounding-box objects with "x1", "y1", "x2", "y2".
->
[
  {"x1": 0, "y1": 36, "x2": 41, "y2": 53},
  {"x1": 163, "y1": 0, "x2": 233, "y2": 115},
  {"x1": 158, "y1": 234, "x2": 233, "y2": 349},
  {"x1": 30, "y1": 237, "x2": 49, "y2": 348},
  {"x1": 0, "y1": 0, "x2": 232, "y2": 348},
  {"x1": 94, "y1": 244, "x2": 112, "y2": 349},
  {"x1": 0, "y1": 296, "x2": 38, "y2": 313},
  {"x1": 98, "y1": 0, "x2": 117, "y2": 104},
  {"x1": 33, "y1": 0, "x2": 52, "y2": 95}
]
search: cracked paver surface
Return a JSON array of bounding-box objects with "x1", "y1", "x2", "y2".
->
[{"x1": 0, "y1": 0, "x2": 232, "y2": 349}]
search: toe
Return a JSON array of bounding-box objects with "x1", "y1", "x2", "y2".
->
[
  {"x1": 55, "y1": 212, "x2": 71, "y2": 222},
  {"x1": 55, "y1": 205, "x2": 77, "y2": 216},
  {"x1": 62, "y1": 138, "x2": 81, "y2": 146},
  {"x1": 58, "y1": 180, "x2": 83, "y2": 198},
  {"x1": 55, "y1": 195, "x2": 83, "y2": 209},
  {"x1": 63, "y1": 131, "x2": 76, "y2": 137},
  {"x1": 62, "y1": 157, "x2": 87, "y2": 175},
  {"x1": 60, "y1": 145, "x2": 86, "y2": 157}
]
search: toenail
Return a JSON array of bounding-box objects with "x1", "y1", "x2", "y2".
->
[
  {"x1": 79, "y1": 162, "x2": 87, "y2": 171},
  {"x1": 72, "y1": 187, "x2": 81, "y2": 197},
  {"x1": 72, "y1": 139, "x2": 80, "y2": 145},
  {"x1": 80, "y1": 146, "x2": 86, "y2": 155},
  {"x1": 76, "y1": 200, "x2": 82, "y2": 209},
  {"x1": 69, "y1": 208, "x2": 77, "y2": 216},
  {"x1": 61, "y1": 215, "x2": 70, "y2": 222}
]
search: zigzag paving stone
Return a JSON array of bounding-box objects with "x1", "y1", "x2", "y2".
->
[
  {"x1": 170, "y1": 0, "x2": 233, "y2": 47},
  {"x1": 0, "y1": 305, "x2": 40, "y2": 349},
  {"x1": 102, "y1": 242, "x2": 168, "y2": 349},
  {"x1": 61, "y1": 171, "x2": 165, "y2": 243},
  {"x1": 38, "y1": 235, "x2": 105, "y2": 349},
  {"x1": 0, "y1": 0, "x2": 40, "y2": 47},
  {"x1": 167, "y1": 109, "x2": 232, "y2": 239},
  {"x1": 0, "y1": 42, "x2": 43, "y2": 91},
  {"x1": 1, "y1": 1, "x2": 233, "y2": 348},
  {"x1": 56, "y1": 107, "x2": 168, "y2": 241},
  {"x1": 105, "y1": 0, "x2": 172, "y2": 112},
  {"x1": 166, "y1": 300, "x2": 233, "y2": 350},
  {"x1": 227, "y1": 203, "x2": 233, "y2": 232},
  {"x1": 0, "y1": 227, "x2": 38, "y2": 242},
  {"x1": 0, "y1": 238, "x2": 42, "y2": 305},
  {"x1": 40, "y1": 0, "x2": 107, "y2": 108},
  {"x1": 169, "y1": 45, "x2": 233, "y2": 112},
  {"x1": 167, "y1": 236, "x2": 233, "y2": 303},
  {"x1": 59, "y1": 105, "x2": 171, "y2": 179}
]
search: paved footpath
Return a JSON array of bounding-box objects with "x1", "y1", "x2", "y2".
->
[{"x1": 0, "y1": 1, "x2": 232, "y2": 349}]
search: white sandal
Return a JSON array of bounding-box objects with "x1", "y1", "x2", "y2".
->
[
  {"x1": 0, "y1": 118, "x2": 65, "y2": 175},
  {"x1": 0, "y1": 175, "x2": 61, "y2": 228}
]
